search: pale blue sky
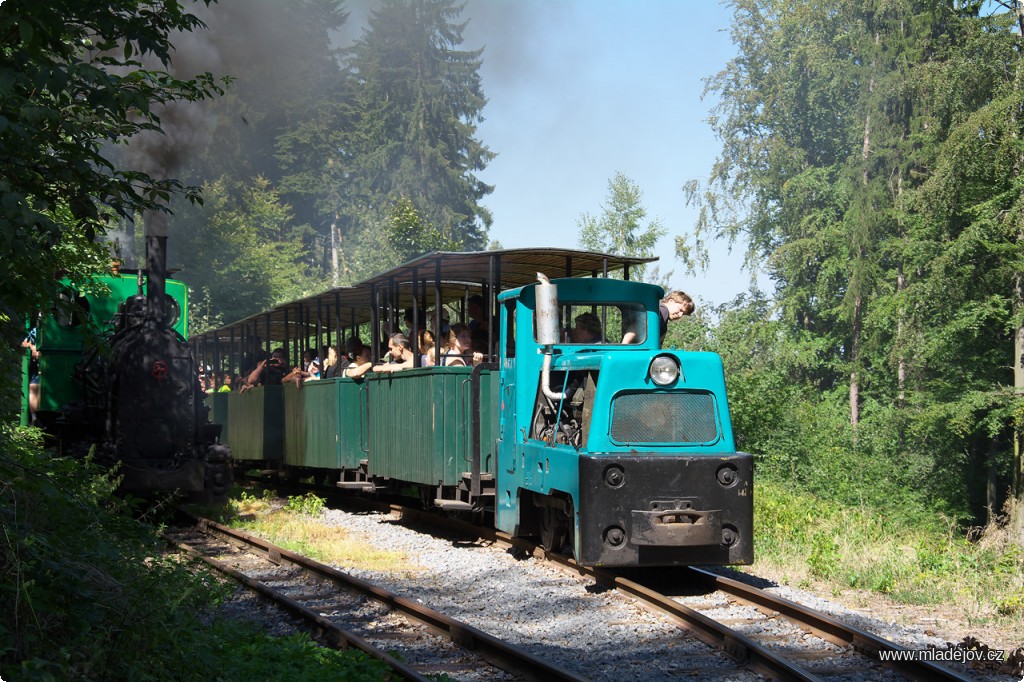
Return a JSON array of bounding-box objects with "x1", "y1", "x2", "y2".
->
[
  {"x1": 463, "y1": 0, "x2": 767, "y2": 307},
  {"x1": 340, "y1": 1, "x2": 767, "y2": 308}
]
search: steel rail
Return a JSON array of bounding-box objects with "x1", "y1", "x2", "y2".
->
[
  {"x1": 168, "y1": 534, "x2": 429, "y2": 682},
  {"x1": 503, "y1": 537, "x2": 820, "y2": 681},
  {"x1": 394, "y1": 505, "x2": 978, "y2": 682},
  {"x1": 231, "y1": 488, "x2": 981, "y2": 681},
  {"x1": 185, "y1": 515, "x2": 588, "y2": 682},
  {"x1": 388, "y1": 505, "x2": 816, "y2": 681},
  {"x1": 685, "y1": 567, "x2": 977, "y2": 682}
]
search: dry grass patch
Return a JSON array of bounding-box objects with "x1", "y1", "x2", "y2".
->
[{"x1": 223, "y1": 489, "x2": 419, "y2": 572}]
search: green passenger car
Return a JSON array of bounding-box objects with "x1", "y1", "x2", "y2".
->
[{"x1": 366, "y1": 366, "x2": 498, "y2": 492}]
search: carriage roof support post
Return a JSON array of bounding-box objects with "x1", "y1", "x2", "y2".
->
[
  {"x1": 602, "y1": 257, "x2": 609, "y2": 335},
  {"x1": 624, "y1": 264, "x2": 630, "y2": 281},
  {"x1": 229, "y1": 327, "x2": 235, "y2": 381},
  {"x1": 370, "y1": 284, "x2": 380, "y2": 364},
  {"x1": 488, "y1": 253, "x2": 498, "y2": 361},
  {"x1": 418, "y1": 272, "x2": 428, "y2": 337},
  {"x1": 316, "y1": 297, "x2": 323, "y2": 374},
  {"x1": 434, "y1": 258, "x2": 442, "y2": 367},
  {"x1": 350, "y1": 307, "x2": 356, "y2": 351},
  {"x1": 264, "y1": 314, "x2": 271, "y2": 359},
  {"x1": 335, "y1": 291, "x2": 342, "y2": 349},
  {"x1": 419, "y1": 272, "x2": 428, "y2": 360},
  {"x1": 563, "y1": 256, "x2": 573, "y2": 333},
  {"x1": 325, "y1": 303, "x2": 332, "y2": 351},
  {"x1": 213, "y1": 336, "x2": 221, "y2": 390},
  {"x1": 388, "y1": 276, "x2": 397, "y2": 337},
  {"x1": 411, "y1": 267, "x2": 420, "y2": 367},
  {"x1": 284, "y1": 306, "x2": 291, "y2": 367}
]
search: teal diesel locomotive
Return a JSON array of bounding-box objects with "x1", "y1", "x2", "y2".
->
[{"x1": 194, "y1": 249, "x2": 753, "y2": 567}]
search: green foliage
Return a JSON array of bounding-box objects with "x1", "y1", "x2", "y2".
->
[
  {"x1": 171, "y1": 176, "x2": 327, "y2": 331},
  {"x1": 577, "y1": 172, "x2": 666, "y2": 283},
  {"x1": 754, "y1": 480, "x2": 1024, "y2": 610},
  {"x1": 224, "y1": 631, "x2": 388, "y2": 682},
  {"x1": 997, "y1": 593, "x2": 1024, "y2": 616},
  {"x1": 694, "y1": 0, "x2": 1024, "y2": 529},
  {"x1": 285, "y1": 492, "x2": 327, "y2": 517},
  {"x1": 0, "y1": 424, "x2": 386, "y2": 680},
  {"x1": 277, "y1": 0, "x2": 494, "y2": 285},
  {"x1": 344, "y1": 0, "x2": 494, "y2": 251},
  {"x1": 0, "y1": 0, "x2": 225, "y2": 349},
  {"x1": 386, "y1": 197, "x2": 462, "y2": 263}
]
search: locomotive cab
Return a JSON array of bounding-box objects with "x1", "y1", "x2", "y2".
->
[{"x1": 495, "y1": 276, "x2": 753, "y2": 567}]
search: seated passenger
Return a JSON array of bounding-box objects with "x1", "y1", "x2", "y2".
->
[
  {"x1": 572, "y1": 312, "x2": 603, "y2": 344},
  {"x1": 247, "y1": 347, "x2": 290, "y2": 386},
  {"x1": 471, "y1": 329, "x2": 491, "y2": 360},
  {"x1": 419, "y1": 328, "x2": 436, "y2": 367},
  {"x1": 441, "y1": 323, "x2": 482, "y2": 366},
  {"x1": 342, "y1": 344, "x2": 373, "y2": 378},
  {"x1": 283, "y1": 348, "x2": 319, "y2": 386},
  {"x1": 322, "y1": 346, "x2": 341, "y2": 379},
  {"x1": 467, "y1": 294, "x2": 489, "y2": 333},
  {"x1": 373, "y1": 334, "x2": 413, "y2": 373},
  {"x1": 217, "y1": 372, "x2": 233, "y2": 392},
  {"x1": 304, "y1": 349, "x2": 321, "y2": 380},
  {"x1": 343, "y1": 336, "x2": 361, "y2": 365}
]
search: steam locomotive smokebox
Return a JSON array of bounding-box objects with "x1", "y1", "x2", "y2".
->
[{"x1": 111, "y1": 324, "x2": 204, "y2": 491}]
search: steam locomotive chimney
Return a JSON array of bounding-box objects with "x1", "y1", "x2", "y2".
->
[{"x1": 145, "y1": 211, "x2": 168, "y2": 323}]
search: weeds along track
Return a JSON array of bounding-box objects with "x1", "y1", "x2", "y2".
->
[{"x1": 163, "y1": 516, "x2": 584, "y2": 682}]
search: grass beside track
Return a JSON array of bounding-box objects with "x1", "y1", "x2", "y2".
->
[
  {"x1": 222, "y1": 489, "x2": 418, "y2": 572},
  {"x1": 749, "y1": 479, "x2": 1024, "y2": 654}
]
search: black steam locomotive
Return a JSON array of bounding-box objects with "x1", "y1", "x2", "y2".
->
[{"x1": 21, "y1": 235, "x2": 232, "y2": 500}]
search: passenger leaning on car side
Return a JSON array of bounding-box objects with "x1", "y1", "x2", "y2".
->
[
  {"x1": 441, "y1": 323, "x2": 482, "y2": 366},
  {"x1": 246, "y1": 347, "x2": 290, "y2": 386},
  {"x1": 373, "y1": 335, "x2": 413, "y2": 373},
  {"x1": 343, "y1": 344, "x2": 373, "y2": 378}
]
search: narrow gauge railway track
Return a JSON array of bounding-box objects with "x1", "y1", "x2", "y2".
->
[
  {"x1": 303, "y1": 492, "x2": 982, "y2": 682},
  {"x1": 230, "y1": 478, "x2": 990, "y2": 681},
  {"x1": 163, "y1": 516, "x2": 585, "y2": 682},
  {"x1": 591, "y1": 565, "x2": 979, "y2": 682},
  {"x1": 481, "y1": 525, "x2": 979, "y2": 681}
]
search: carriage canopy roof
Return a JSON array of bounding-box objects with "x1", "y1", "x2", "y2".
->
[{"x1": 192, "y1": 248, "x2": 656, "y2": 347}]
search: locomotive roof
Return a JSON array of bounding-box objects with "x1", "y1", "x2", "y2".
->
[{"x1": 192, "y1": 248, "x2": 655, "y2": 346}]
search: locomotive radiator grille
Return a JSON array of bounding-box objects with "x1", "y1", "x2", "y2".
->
[{"x1": 610, "y1": 391, "x2": 718, "y2": 444}]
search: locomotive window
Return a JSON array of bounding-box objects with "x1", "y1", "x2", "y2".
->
[
  {"x1": 533, "y1": 302, "x2": 647, "y2": 345},
  {"x1": 164, "y1": 294, "x2": 181, "y2": 328},
  {"x1": 53, "y1": 288, "x2": 90, "y2": 328},
  {"x1": 503, "y1": 300, "x2": 516, "y2": 358}
]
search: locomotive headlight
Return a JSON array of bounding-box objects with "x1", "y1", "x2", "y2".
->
[{"x1": 649, "y1": 354, "x2": 680, "y2": 386}]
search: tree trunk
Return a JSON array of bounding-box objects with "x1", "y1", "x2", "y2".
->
[
  {"x1": 1013, "y1": 271, "x2": 1024, "y2": 540},
  {"x1": 850, "y1": 292, "x2": 861, "y2": 428},
  {"x1": 330, "y1": 213, "x2": 340, "y2": 286}
]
